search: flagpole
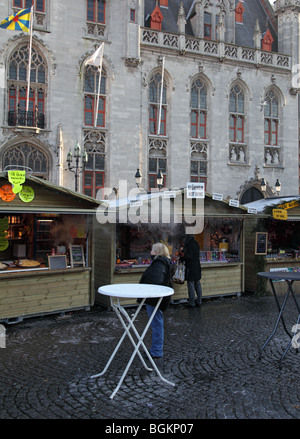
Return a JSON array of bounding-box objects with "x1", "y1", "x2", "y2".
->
[
  {"x1": 94, "y1": 48, "x2": 104, "y2": 128},
  {"x1": 94, "y1": 67, "x2": 102, "y2": 128},
  {"x1": 26, "y1": 6, "x2": 34, "y2": 115},
  {"x1": 157, "y1": 56, "x2": 165, "y2": 135}
]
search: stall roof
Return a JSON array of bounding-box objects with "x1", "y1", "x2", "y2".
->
[
  {"x1": 101, "y1": 189, "x2": 248, "y2": 217},
  {"x1": 0, "y1": 174, "x2": 102, "y2": 214},
  {"x1": 243, "y1": 196, "x2": 300, "y2": 215}
]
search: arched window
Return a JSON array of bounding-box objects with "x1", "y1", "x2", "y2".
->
[
  {"x1": 83, "y1": 130, "x2": 106, "y2": 198},
  {"x1": 2, "y1": 143, "x2": 49, "y2": 178},
  {"x1": 264, "y1": 89, "x2": 281, "y2": 166},
  {"x1": 264, "y1": 90, "x2": 278, "y2": 146},
  {"x1": 83, "y1": 64, "x2": 107, "y2": 197},
  {"x1": 191, "y1": 78, "x2": 207, "y2": 139},
  {"x1": 190, "y1": 78, "x2": 208, "y2": 187},
  {"x1": 84, "y1": 65, "x2": 106, "y2": 127},
  {"x1": 86, "y1": 0, "x2": 106, "y2": 37},
  {"x1": 7, "y1": 44, "x2": 46, "y2": 128},
  {"x1": 229, "y1": 85, "x2": 244, "y2": 143},
  {"x1": 149, "y1": 73, "x2": 167, "y2": 136},
  {"x1": 148, "y1": 71, "x2": 168, "y2": 189},
  {"x1": 87, "y1": 0, "x2": 105, "y2": 24}
]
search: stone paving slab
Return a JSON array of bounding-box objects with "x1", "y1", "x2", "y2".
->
[{"x1": 1, "y1": 294, "x2": 300, "y2": 420}]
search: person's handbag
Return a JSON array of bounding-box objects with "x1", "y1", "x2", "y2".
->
[{"x1": 172, "y1": 261, "x2": 185, "y2": 284}]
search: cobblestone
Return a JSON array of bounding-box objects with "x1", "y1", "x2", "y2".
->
[{"x1": 1, "y1": 293, "x2": 300, "y2": 420}]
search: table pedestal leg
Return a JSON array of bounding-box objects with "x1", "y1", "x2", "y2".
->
[
  {"x1": 91, "y1": 299, "x2": 151, "y2": 379},
  {"x1": 259, "y1": 280, "x2": 291, "y2": 359},
  {"x1": 279, "y1": 303, "x2": 300, "y2": 369},
  {"x1": 91, "y1": 297, "x2": 175, "y2": 399}
]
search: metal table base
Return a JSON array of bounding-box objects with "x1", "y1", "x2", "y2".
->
[{"x1": 91, "y1": 295, "x2": 175, "y2": 399}]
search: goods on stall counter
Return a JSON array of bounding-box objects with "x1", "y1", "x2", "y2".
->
[
  {"x1": 15, "y1": 259, "x2": 40, "y2": 268},
  {"x1": 0, "y1": 262, "x2": 7, "y2": 270}
]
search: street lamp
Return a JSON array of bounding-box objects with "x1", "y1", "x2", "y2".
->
[
  {"x1": 66, "y1": 141, "x2": 88, "y2": 192},
  {"x1": 260, "y1": 177, "x2": 281, "y2": 196},
  {"x1": 135, "y1": 168, "x2": 142, "y2": 188},
  {"x1": 260, "y1": 178, "x2": 267, "y2": 193},
  {"x1": 157, "y1": 169, "x2": 163, "y2": 189},
  {"x1": 275, "y1": 179, "x2": 281, "y2": 195}
]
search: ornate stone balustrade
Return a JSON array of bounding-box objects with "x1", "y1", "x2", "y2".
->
[
  {"x1": 273, "y1": 0, "x2": 300, "y2": 10},
  {"x1": 141, "y1": 28, "x2": 291, "y2": 71}
]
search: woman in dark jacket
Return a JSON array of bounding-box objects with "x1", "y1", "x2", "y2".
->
[
  {"x1": 139, "y1": 243, "x2": 171, "y2": 359},
  {"x1": 181, "y1": 235, "x2": 202, "y2": 307}
]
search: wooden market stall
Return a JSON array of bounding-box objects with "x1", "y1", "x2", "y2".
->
[
  {"x1": 0, "y1": 172, "x2": 101, "y2": 323},
  {"x1": 244, "y1": 196, "x2": 300, "y2": 295},
  {"x1": 94, "y1": 190, "x2": 249, "y2": 307}
]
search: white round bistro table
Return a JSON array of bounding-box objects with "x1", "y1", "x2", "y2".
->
[{"x1": 90, "y1": 283, "x2": 175, "y2": 399}]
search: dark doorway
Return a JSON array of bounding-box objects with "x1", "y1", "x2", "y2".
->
[{"x1": 241, "y1": 187, "x2": 264, "y2": 204}]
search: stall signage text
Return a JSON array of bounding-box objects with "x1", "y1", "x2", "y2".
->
[
  {"x1": 8, "y1": 170, "x2": 26, "y2": 194},
  {"x1": 186, "y1": 182, "x2": 205, "y2": 199},
  {"x1": 0, "y1": 184, "x2": 16, "y2": 202},
  {"x1": 272, "y1": 209, "x2": 288, "y2": 220},
  {"x1": 277, "y1": 200, "x2": 299, "y2": 210},
  {"x1": 19, "y1": 186, "x2": 35, "y2": 203},
  {"x1": 229, "y1": 199, "x2": 240, "y2": 208}
]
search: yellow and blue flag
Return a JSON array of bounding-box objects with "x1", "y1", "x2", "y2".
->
[{"x1": 0, "y1": 8, "x2": 31, "y2": 33}]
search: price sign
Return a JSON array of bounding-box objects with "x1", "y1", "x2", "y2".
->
[
  {"x1": 8, "y1": 170, "x2": 26, "y2": 194},
  {"x1": 19, "y1": 186, "x2": 35, "y2": 203},
  {"x1": 0, "y1": 184, "x2": 16, "y2": 202},
  {"x1": 272, "y1": 209, "x2": 288, "y2": 220}
]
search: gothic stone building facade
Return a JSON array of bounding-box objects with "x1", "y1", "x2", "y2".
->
[{"x1": 0, "y1": 0, "x2": 298, "y2": 202}]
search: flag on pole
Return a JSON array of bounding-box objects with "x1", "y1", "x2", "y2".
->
[
  {"x1": 85, "y1": 44, "x2": 105, "y2": 127},
  {"x1": 157, "y1": 56, "x2": 165, "y2": 135},
  {"x1": 84, "y1": 43, "x2": 104, "y2": 69},
  {"x1": 26, "y1": 6, "x2": 34, "y2": 113},
  {"x1": 0, "y1": 8, "x2": 31, "y2": 33}
]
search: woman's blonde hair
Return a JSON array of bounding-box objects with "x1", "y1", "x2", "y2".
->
[{"x1": 152, "y1": 242, "x2": 170, "y2": 259}]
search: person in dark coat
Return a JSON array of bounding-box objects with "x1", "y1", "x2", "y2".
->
[
  {"x1": 139, "y1": 243, "x2": 172, "y2": 359},
  {"x1": 181, "y1": 235, "x2": 202, "y2": 307}
]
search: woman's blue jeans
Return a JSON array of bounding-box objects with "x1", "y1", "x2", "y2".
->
[{"x1": 146, "y1": 304, "x2": 164, "y2": 358}]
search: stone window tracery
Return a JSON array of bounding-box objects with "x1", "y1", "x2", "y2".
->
[{"x1": 7, "y1": 44, "x2": 47, "y2": 128}]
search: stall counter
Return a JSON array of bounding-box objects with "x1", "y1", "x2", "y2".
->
[
  {"x1": 95, "y1": 261, "x2": 244, "y2": 308},
  {"x1": 0, "y1": 267, "x2": 92, "y2": 322}
]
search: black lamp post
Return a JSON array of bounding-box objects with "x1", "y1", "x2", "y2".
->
[
  {"x1": 157, "y1": 169, "x2": 163, "y2": 189},
  {"x1": 260, "y1": 178, "x2": 281, "y2": 196},
  {"x1": 135, "y1": 168, "x2": 142, "y2": 188},
  {"x1": 260, "y1": 178, "x2": 266, "y2": 193},
  {"x1": 66, "y1": 141, "x2": 88, "y2": 192},
  {"x1": 275, "y1": 179, "x2": 281, "y2": 195}
]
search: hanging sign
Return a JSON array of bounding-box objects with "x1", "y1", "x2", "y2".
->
[
  {"x1": 255, "y1": 232, "x2": 268, "y2": 255},
  {"x1": 272, "y1": 209, "x2": 288, "y2": 220},
  {"x1": 212, "y1": 193, "x2": 223, "y2": 201},
  {"x1": 229, "y1": 199, "x2": 240, "y2": 208},
  {"x1": 0, "y1": 184, "x2": 16, "y2": 202},
  {"x1": 277, "y1": 200, "x2": 299, "y2": 210},
  {"x1": 186, "y1": 182, "x2": 205, "y2": 199},
  {"x1": 19, "y1": 186, "x2": 35, "y2": 203},
  {"x1": 7, "y1": 170, "x2": 26, "y2": 194}
]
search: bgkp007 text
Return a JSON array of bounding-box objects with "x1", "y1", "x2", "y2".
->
[{"x1": 149, "y1": 424, "x2": 194, "y2": 434}]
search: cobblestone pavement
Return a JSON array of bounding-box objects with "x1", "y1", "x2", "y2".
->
[{"x1": 1, "y1": 293, "x2": 300, "y2": 420}]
